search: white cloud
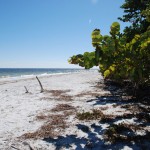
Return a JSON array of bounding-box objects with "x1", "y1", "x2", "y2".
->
[{"x1": 91, "y1": 0, "x2": 98, "y2": 4}]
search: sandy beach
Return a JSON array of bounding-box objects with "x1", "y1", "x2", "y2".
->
[{"x1": 0, "y1": 71, "x2": 149, "y2": 150}]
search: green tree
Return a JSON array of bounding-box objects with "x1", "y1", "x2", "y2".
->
[
  {"x1": 118, "y1": 0, "x2": 150, "y2": 42},
  {"x1": 68, "y1": 0, "x2": 150, "y2": 97}
]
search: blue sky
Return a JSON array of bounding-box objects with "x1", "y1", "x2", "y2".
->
[{"x1": 0, "y1": 0, "x2": 128, "y2": 68}]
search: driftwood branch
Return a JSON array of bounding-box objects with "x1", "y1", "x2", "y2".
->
[
  {"x1": 11, "y1": 145, "x2": 21, "y2": 150},
  {"x1": 24, "y1": 86, "x2": 29, "y2": 93},
  {"x1": 36, "y1": 76, "x2": 44, "y2": 93}
]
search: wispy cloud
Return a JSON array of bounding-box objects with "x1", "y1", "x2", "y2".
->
[
  {"x1": 91, "y1": 0, "x2": 99, "y2": 4},
  {"x1": 89, "y1": 19, "x2": 92, "y2": 24}
]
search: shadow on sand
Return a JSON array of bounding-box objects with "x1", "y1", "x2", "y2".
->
[{"x1": 43, "y1": 81, "x2": 150, "y2": 150}]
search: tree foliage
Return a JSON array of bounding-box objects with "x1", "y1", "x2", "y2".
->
[
  {"x1": 68, "y1": 0, "x2": 150, "y2": 96},
  {"x1": 118, "y1": 0, "x2": 150, "y2": 42}
]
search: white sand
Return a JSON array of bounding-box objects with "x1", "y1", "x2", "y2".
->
[
  {"x1": 0, "y1": 71, "x2": 101, "y2": 149},
  {"x1": 0, "y1": 71, "x2": 149, "y2": 150}
]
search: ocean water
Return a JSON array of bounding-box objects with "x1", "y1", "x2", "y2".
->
[{"x1": 0, "y1": 68, "x2": 85, "y2": 79}]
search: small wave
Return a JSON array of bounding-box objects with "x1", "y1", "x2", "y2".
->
[
  {"x1": 0, "y1": 69, "x2": 96, "y2": 82},
  {"x1": 0, "y1": 75, "x2": 11, "y2": 78},
  {"x1": 40, "y1": 73, "x2": 49, "y2": 76},
  {"x1": 20, "y1": 74, "x2": 36, "y2": 78}
]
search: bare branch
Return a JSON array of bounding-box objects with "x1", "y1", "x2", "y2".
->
[
  {"x1": 36, "y1": 76, "x2": 44, "y2": 93},
  {"x1": 24, "y1": 86, "x2": 29, "y2": 93}
]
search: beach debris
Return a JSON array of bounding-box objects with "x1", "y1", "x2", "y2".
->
[
  {"x1": 11, "y1": 145, "x2": 21, "y2": 150},
  {"x1": 51, "y1": 104, "x2": 75, "y2": 112},
  {"x1": 22, "y1": 114, "x2": 67, "y2": 139},
  {"x1": 22, "y1": 141, "x2": 34, "y2": 150},
  {"x1": 24, "y1": 86, "x2": 29, "y2": 93},
  {"x1": 77, "y1": 109, "x2": 104, "y2": 120},
  {"x1": 44, "y1": 89, "x2": 73, "y2": 101},
  {"x1": 36, "y1": 76, "x2": 44, "y2": 93}
]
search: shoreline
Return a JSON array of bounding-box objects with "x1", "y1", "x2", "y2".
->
[
  {"x1": 0, "y1": 68, "x2": 98, "y2": 79},
  {"x1": 0, "y1": 70, "x2": 98, "y2": 85}
]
